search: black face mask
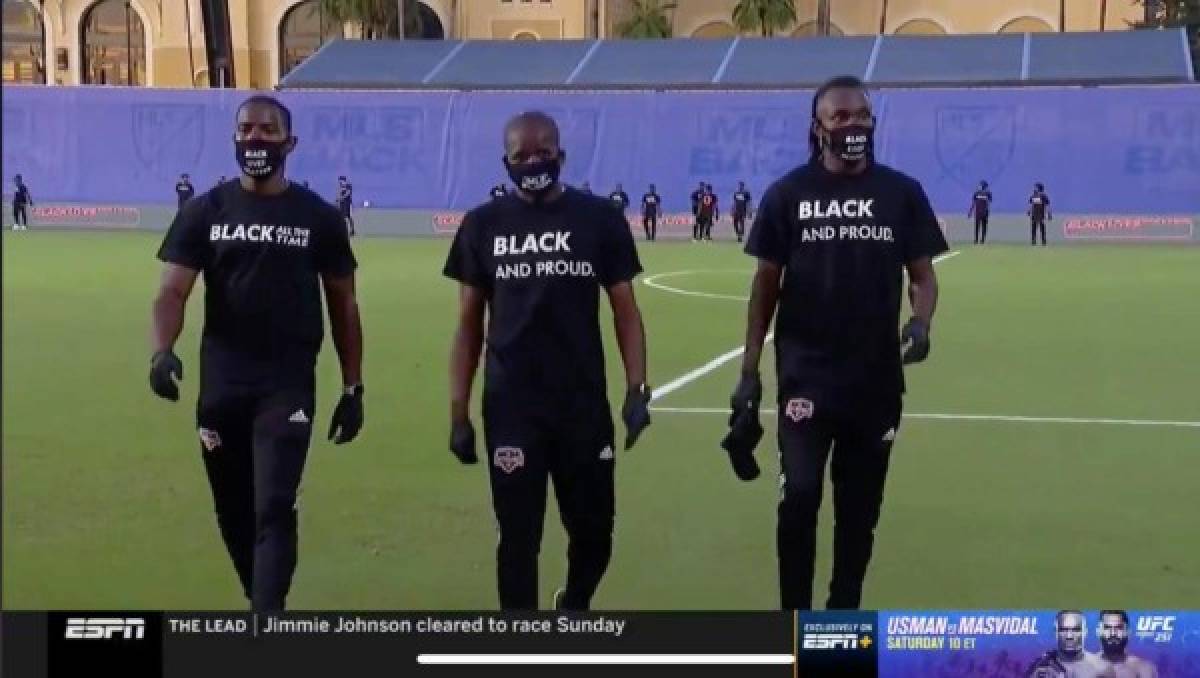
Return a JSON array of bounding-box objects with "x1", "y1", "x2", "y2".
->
[
  {"x1": 504, "y1": 154, "x2": 562, "y2": 197},
  {"x1": 819, "y1": 123, "x2": 874, "y2": 162},
  {"x1": 235, "y1": 139, "x2": 288, "y2": 180}
]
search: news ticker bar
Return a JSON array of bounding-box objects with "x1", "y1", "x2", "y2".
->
[{"x1": 4, "y1": 610, "x2": 1197, "y2": 678}]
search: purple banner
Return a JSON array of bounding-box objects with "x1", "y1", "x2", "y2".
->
[{"x1": 4, "y1": 85, "x2": 1199, "y2": 214}]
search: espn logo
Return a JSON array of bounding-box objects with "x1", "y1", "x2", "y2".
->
[
  {"x1": 64, "y1": 617, "x2": 146, "y2": 640},
  {"x1": 1137, "y1": 616, "x2": 1175, "y2": 633},
  {"x1": 802, "y1": 633, "x2": 863, "y2": 650}
]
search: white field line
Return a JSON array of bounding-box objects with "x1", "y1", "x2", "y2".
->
[
  {"x1": 644, "y1": 251, "x2": 960, "y2": 403},
  {"x1": 647, "y1": 407, "x2": 1200, "y2": 429}
]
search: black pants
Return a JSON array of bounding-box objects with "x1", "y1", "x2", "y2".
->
[
  {"x1": 642, "y1": 214, "x2": 657, "y2": 241},
  {"x1": 1031, "y1": 216, "x2": 1046, "y2": 245},
  {"x1": 733, "y1": 213, "x2": 746, "y2": 241},
  {"x1": 13, "y1": 203, "x2": 28, "y2": 226},
  {"x1": 776, "y1": 392, "x2": 900, "y2": 610},
  {"x1": 695, "y1": 216, "x2": 713, "y2": 240},
  {"x1": 196, "y1": 382, "x2": 315, "y2": 611},
  {"x1": 974, "y1": 213, "x2": 988, "y2": 244},
  {"x1": 483, "y1": 391, "x2": 616, "y2": 610}
]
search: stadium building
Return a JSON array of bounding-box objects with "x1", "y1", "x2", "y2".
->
[{"x1": 3, "y1": 0, "x2": 1149, "y2": 89}]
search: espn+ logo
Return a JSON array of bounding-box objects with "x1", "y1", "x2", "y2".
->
[
  {"x1": 64, "y1": 617, "x2": 146, "y2": 640},
  {"x1": 803, "y1": 633, "x2": 871, "y2": 650}
]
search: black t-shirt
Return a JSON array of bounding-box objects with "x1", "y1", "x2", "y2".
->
[
  {"x1": 157, "y1": 181, "x2": 357, "y2": 385},
  {"x1": 175, "y1": 181, "x2": 194, "y2": 205},
  {"x1": 337, "y1": 183, "x2": 353, "y2": 207},
  {"x1": 972, "y1": 190, "x2": 992, "y2": 215},
  {"x1": 609, "y1": 191, "x2": 629, "y2": 210},
  {"x1": 642, "y1": 192, "x2": 660, "y2": 215},
  {"x1": 690, "y1": 189, "x2": 703, "y2": 213},
  {"x1": 745, "y1": 160, "x2": 948, "y2": 402},
  {"x1": 443, "y1": 188, "x2": 642, "y2": 402},
  {"x1": 1029, "y1": 191, "x2": 1049, "y2": 219},
  {"x1": 13, "y1": 185, "x2": 31, "y2": 206},
  {"x1": 733, "y1": 190, "x2": 752, "y2": 216},
  {"x1": 697, "y1": 193, "x2": 716, "y2": 219}
]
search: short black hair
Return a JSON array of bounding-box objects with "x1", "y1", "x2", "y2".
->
[
  {"x1": 237, "y1": 95, "x2": 292, "y2": 134},
  {"x1": 338, "y1": 175, "x2": 346, "y2": 181},
  {"x1": 14, "y1": 174, "x2": 22, "y2": 181},
  {"x1": 809, "y1": 75, "x2": 869, "y2": 157},
  {"x1": 503, "y1": 111, "x2": 560, "y2": 148}
]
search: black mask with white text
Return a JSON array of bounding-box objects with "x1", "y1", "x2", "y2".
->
[
  {"x1": 235, "y1": 140, "x2": 287, "y2": 180},
  {"x1": 504, "y1": 155, "x2": 563, "y2": 198},
  {"x1": 819, "y1": 123, "x2": 874, "y2": 163}
]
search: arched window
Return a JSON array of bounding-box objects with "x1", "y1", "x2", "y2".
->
[
  {"x1": 691, "y1": 21, "x2": 736, "y2": 39},
  {"x1": 791, "y1": 21, "x2": 845, "y2": 37},
  {"x1": 894, "y1": 18, "x2": 948, "y2": 35},
  {"x1": 512, "y1": 31, "x2": 539, "y2": 41},
  {"x1": 81, "y1": 0, "x2": 146, "y2": 85},
  {"x1": 3, "y1": 0, "x2": 46, "y2": 83},
  {"x1": 410, "y1": 2, "x2": 444, "y2": 39},
  {"x1": 998, "y1": 16, "x2": 1055, "y2": 33},
  {"x1": 279, "y1": 0, "x2": 344, "y2": 78}
]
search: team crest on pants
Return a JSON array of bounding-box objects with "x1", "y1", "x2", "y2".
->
[
  {"x1": 784, "y1": 398, "x2": 814, "y2": 422},
  {"x1": 198, "y1": 427, "x2": 222, "y2": 452},
  {"x1": 493, "y1": 446, "x2": 525, "y2": 474}
]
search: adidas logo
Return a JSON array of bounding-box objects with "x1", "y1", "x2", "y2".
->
[
  {"x1": 599, "y1": 445, "x2": 614, "y2": 460},
  {"x1": 289, "y1": 409, "x2": 309, "y2": 424},
  {"x1": 881, "y1": 428, "x2": 896, "y2": 442}
]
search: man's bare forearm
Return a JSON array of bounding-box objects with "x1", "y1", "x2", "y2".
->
[
  {"x1": 151, "y1": 290, "x2": 186, "y2": 353},
  {"x1": 614, "y1": 304, "x2": 647, "y2": 389},
  {"x1": 449, "y1": 319, "x2": 483, "y2": 421},
  {"x1": 328, "y1": 291, "x2": 363, "y2": 386},
  {"x1": 740, "y1": 265, "x2": 781, "y2": 374}
]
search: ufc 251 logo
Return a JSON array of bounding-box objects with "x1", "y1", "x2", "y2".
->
[
  {"x1": 64, "y1": 617, "x2": 146, "y2": 640},
  {"x1": 1136, "y1": 615, "x2": 1175, "y2": 643},
  {"x1": 802, "y1": 633, "x2": 863, "y2": 650}
]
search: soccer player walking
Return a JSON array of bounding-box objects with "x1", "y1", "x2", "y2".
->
[
  {"x1": 149, "y1": 96, "x2": 364, "y2": 611},
  {"x1": 732, "y1": 181, "x2": 753, "y2": 243},
  {"x1": 12, "y1": 174, "x2": 32, "y2": 230},
  {"x1": 725, "y1": 76, "x2": 948, "y2": 610},
  {"x1": 444, "y1": 111, "x2": 651, "y2": 611}
]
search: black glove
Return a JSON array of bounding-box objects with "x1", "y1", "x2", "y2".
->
[
  {"x1": 449, "y1": 418, "x2": 477, "y2": 464},
  {"x1": 149, "y1": 350, "x2": 183, "y2": 401},
  {"x1": 722, "y1": 371, "x2": 764, "y2": 481},
  {"x1": 721, "y1": 409, "x2": 763, "y2": 481},
  {"x1": 327, "y1": 384, "x2": 364, "y2": 444},
  {"x1": 621, "y1": 384, "x2": 652, "y2": 450},
  {"x1": 900, "y1": 316, "x2": 931, "y2": 365},
  {"x1": 728, "y1": 371, "x2": 762, "y2": 426}
]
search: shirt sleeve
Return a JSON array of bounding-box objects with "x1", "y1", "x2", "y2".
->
[
  {"x1": 157, "y1": 197, "x2": 211, "y2": 270},
  {"x1": 743, "y1": 183, "x2": 789, "y2": 265},
  {"x1": 903, "y1": 179, "x2": 950, "y2": 264},
  {"x1": 597, "y1": 206, "x2": 642, "y2": 287},
  {"x1": 315, "y1": 206, "x2": 358, "y2": 277},
  {"x1": 442, "y1": 210, "x2": 492, "y2": 290}
]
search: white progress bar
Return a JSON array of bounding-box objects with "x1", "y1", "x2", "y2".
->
[{"x1": 417, "y1": 654, "x2": 795, "y2": 665}]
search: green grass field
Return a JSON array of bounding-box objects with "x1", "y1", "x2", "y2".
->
[{"x1": 3, "y1": 231, "x2": 1198, "y2": 610}]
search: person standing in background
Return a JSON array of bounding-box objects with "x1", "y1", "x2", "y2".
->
[
  {"x1": 967, "y1": 180, "x2": 992, "y2": 245},
  {"x1": 337, "y1": 176, "x2": 355, "y2": 237},
  {"x1": 176, "y1": 173, "x2": 195, "y2": 210},
  {"x1": 1028, "y1": 182, "x2": 1051, "y2": 246},
  {"x1": 641, "y1": 184, "x2": 661, "y2": 242},
  {"x1": 11, "y1": 174, "x2": 33, "y2": 231},
  {"x1": 732, "y1": 181, "x2": 753, "y2": 244}
]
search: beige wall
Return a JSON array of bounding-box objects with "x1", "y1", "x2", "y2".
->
[{"x1": 21, "y1": 0, "x2": 1149, "y2": 89}]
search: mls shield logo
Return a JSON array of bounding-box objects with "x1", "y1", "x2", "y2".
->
[
  {"x1": 935, "y1": 106, "x2": 1016, "y2": 187},
  {"x1": 784, "y1": 398, "x2": 814, "y2": 422},
  {"x1": 493, "y1": 446, "x2": 525, "y2": 474},
  {"x1": 132, "y1": 104, "x2": 205, "y2": 177},
  {"x1": 198, "y1": 428, "x2": 222, "y2": 452}
]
